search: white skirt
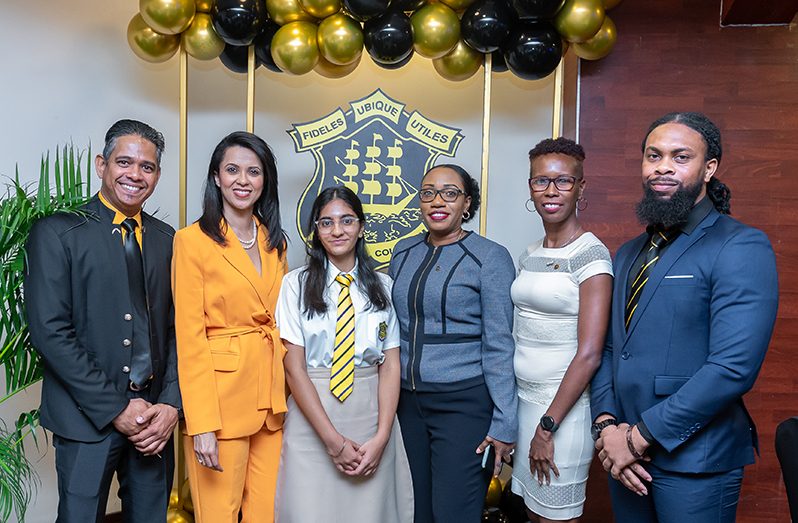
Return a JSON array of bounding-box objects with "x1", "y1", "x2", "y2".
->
[{"x1": 275, "y1": 366, "x2": 414, "y2": 523}]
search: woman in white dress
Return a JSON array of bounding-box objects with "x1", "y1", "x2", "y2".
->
[
  {"x1": 511, "y1": 138, "x2": 613, "y2": 522},
  {"x1": 274, "y1": 186, "x2": 413, "y2": 522}
]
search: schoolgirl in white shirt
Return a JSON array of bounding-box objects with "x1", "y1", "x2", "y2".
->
[{"x1": 274, "y1": 186, "x2": 413, "y2": 522}]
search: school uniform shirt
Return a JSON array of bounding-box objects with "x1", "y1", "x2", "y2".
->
[{"x1": 276, "y1": 262, "x2": 400, "y2": 367}]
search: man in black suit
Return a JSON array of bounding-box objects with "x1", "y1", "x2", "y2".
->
[{"x1": 25, "y1": 119, "x2": 181, "y2": 522}]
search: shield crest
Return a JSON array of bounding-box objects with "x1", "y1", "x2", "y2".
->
[{"x1": 289, "y1": 90, "x2": 464, "y2": 268}]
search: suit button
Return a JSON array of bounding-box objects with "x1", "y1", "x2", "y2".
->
[
  {"x1": 621, "y1": 352, "x2": 630, "y2": 360},
  {"x1": 122, "y1": 339, "x2": 131, "y2": 347},
  {"x1": 124, "y1": 314, "x2": 132, "y2": 321},
  {"x1": 122, "y1": 365, "x2": 130, "y2": 373}
]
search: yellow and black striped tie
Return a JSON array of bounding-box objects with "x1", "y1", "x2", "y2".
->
[
  {"x1": 331, "y1": 273, "x2": 355, "y2": 401},
  {"x1": 625, "y1": 230, "x2": 676, "y2": 330}
]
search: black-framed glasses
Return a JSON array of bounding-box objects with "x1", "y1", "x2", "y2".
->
[
  {"x1": 315, "y1": 216, "x2": 360, "y2": 232},
  {"x1": 528, "y1": 176, "x2": 578, "y2": 192},
  {"x1": 419, "y1": 188, "x2": 465, "y2": 203}
]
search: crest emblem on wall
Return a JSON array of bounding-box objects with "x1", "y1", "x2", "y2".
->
[{"x1": 289, "y1": 89, "x2": 464, "y2": 268}]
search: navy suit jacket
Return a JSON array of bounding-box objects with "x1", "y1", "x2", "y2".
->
[
  {"x1": 24, "y1": 196, "x2": 181, "y2": 442},
  {"x1": 591, "y1": 207, "x2": 778, "y2": 473}
]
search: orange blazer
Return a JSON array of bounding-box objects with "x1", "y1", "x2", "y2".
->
[{"x1": 172, "y1": 221, "x2": 287, "y2": 439}]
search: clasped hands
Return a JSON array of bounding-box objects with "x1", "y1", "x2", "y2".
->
[
  {"x1": 113, "y1": 398, "x2": 179, "y2": 456},
  {"x1": 595, "y1": 422, "x2": 652, "y2": 496},
  {"x1": 327, "y1": 432, "x2": 389, "y2": 477}
]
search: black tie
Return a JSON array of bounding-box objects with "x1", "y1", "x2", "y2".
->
[
  {"x1": 120, "y1": 218, "x2": 153, "y2": 388},
  {"x1": 625, "y1": 229, "x2": 677, "y2": 330}
]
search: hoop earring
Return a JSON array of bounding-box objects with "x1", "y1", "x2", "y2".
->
[
  {"x1": 462, "y1": 210, "x2": 471, "y2": 220},
  {"x1": 577, "y1": 197, "x2": 588, "y2": 211},
  {"x1": 525, "y1": 199, "x2": 537, "y2": 213}
]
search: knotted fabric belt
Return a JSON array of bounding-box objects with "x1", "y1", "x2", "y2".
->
[{"x1": 206, "y1": 309, "x2": 287, "y2": 415}]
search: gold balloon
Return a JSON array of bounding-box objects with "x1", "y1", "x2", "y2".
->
[
  {"x1": 166, "y1": 508, "x2": 194, "y2": 523},
  {"x1": 271, "y1": 21, "x2": 320, "y2": 75},
  {"x1": 168, "y1": 488, "x2": 180, "y2": 510},
  {"x1": 299, "y1": 0, "x2": 341, "y2": 19},
  {"x1": 432, "y1": 39, "x2": 482, "y2": 81},
  {"x1": 181, "y1": 480, "x2": 194, "y2": 514},
  {"x1": 195, "y1": 0, "x2": 214, "y2": 12},
  {"x1": 182, "y1": 13, "x2": 225, "y2": 60},
  {"x1": 602, "y1": 0, "x2": 622, "y2": 9},
  {"x1": 573, "y1": 14, "x2": 616, "y2": 60},
  {"x1": 410, "y1": 3, "x2": 460, "y2": 59},
  {"x1": 317, "y1": 14, "x2": 363, "y2": 66},
  {"x1": 554, "y1": 0, "x2": 604, "y2": 43},
  {"x1": 485, "y1": 476, "x2": 502, "y2": 507},
  {"x1": 140, "y1": 0, "x2": 196, "y2": 35},
  {"x1": 439, "y1": 0, "x2": 477, "y2": 11},
  {"x1": 267, "y1": 0, "x2": 316, "y2": 25},
  {"x1": 315, "y1": 54, "x2": 361, "y2": 78},
  {"x1": 127, "y1": 14, "x2": 180, "y2": 63}
]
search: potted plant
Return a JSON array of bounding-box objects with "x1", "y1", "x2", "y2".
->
[{"x1": 0, "y1": 144, "x2": 91, "y2": 521}]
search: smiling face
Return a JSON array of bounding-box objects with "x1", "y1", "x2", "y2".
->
[
  {"x1": 316, "y1": 198, "x2": 363, "y2": 270},
  {"x1": 420, "y1": 166, "x2": 471, "y2": 240},
  {"x1": 214, "y1": 145, "x2": 265, "y2": 217},
  {"x1": 529, "y1": 153, "x2": 585, "y2": 226},
  {"x1": 96, "y1": 134, "x2": 161, "y2": 217},
  {"x1": 642, "y1": 122, "x2": 717, "y2": 204}
]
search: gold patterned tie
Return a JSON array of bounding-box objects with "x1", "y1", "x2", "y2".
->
[
  {"x1": 331, "y1": 273, "x2": 355, "y2": 401},
  {"x1": 625, "y1": 229, "x2": 676, "y2": 330}
]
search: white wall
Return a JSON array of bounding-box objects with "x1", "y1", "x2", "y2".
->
[{"x1": 1, "y1": 1, "x2": 551, "y2": 520}]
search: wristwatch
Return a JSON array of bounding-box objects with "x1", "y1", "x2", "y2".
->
[
  {"x1": 591, "y1": 418, "x2": 617, "y2": 441},
  {"x1": 540, "y1": 415, "x2": 559, "y2": 433}
]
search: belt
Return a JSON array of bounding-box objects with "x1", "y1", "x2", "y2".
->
[{"x1": 205, "y1": 310, "x2": 287, "y2": 415}]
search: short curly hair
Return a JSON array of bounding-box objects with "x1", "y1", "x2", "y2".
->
[{"x1": 528, "y1": 137, "x2": 585, "y2": 178}]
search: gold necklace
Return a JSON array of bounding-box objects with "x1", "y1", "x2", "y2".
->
[{"x1": 545, "y1": 227, "x2": 581, "y2": 249}]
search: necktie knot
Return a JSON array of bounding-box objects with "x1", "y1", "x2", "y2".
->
[
  {"x1": 121, "y1": 218, "x2": 138, "y2": 234},
  {"x1": 648, "y1": 228, "x2": 677, "y2": 250},
  {"x1": 335, "y1": 273, "x2": 353, "y2": 288}
]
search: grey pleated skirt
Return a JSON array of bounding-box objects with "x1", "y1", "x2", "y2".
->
[{"x1": 275, "y1": 365, "x2": 414, "y2": 523}]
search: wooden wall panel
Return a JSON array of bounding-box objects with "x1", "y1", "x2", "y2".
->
[{"x1": 577, "y1": 1, "x2": 798, "y2": 521}]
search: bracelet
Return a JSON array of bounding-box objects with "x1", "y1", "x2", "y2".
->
[
  {"x1": 626, "y1": 426, "x2": 644, "y2": 460},
  {"x1": 331, "y1": 438, "x2": 347, "y2": 458}
]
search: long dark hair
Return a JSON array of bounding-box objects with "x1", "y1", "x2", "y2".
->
[
  {"x1": 198, "y1": 131, "x2": 286, "y2": 255},
  {"x1": 301, "y1": 186, "x2": 389, "y2": 318},
  {"x1": 642, "y1": 112, "x2": 731, "y2": 215}
]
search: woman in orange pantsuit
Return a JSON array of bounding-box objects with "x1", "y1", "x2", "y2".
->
[{"x1": 172, "y1": 132, "x2": 287, "y2": 522}]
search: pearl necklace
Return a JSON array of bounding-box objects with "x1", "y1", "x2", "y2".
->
[
  {"x1": 237, "y1": 219, "x2": 257, "y2": 250},
  {"x1": 544, "y1": 228, "x2": 582, "y2": 249}
]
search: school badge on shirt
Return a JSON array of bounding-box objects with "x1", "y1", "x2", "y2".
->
[
  {"x1": 289, "y1": 89, "x2": 464, "y2": 269},
  {"x1": 378, "y1": 321, "x2": 388, "y2": 342}
]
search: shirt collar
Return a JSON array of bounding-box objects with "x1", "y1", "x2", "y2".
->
[
  {"x1": 326, "y1": 259, "x2": 359, "y2": 288},
  {"x1": 98, "y1": 191, "x2": 142, "y2": 227},
  {"x1": 680, "y1": 196, "x2": 713, "y2": 235}
]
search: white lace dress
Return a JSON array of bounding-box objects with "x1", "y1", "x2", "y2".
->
[{"x1": 510, "y1": 233, "x2": 612, "y2": 520}]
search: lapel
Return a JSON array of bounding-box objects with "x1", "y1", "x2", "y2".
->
[
  {"x1": 623, "y1": 210, "x2": 720, "y2": 342},
  {"x1": 140, "y1": 213, "x2": 165, "y2": 293},
  {"x1": 614, "y1": 233, "x2": 647, "y2": 340},
  {"x1": 216, "y1": 220, "x2": 274, "y2": 309},
  {"x1": 87, "y1": 197, "x2": 131, "y2": 296}
]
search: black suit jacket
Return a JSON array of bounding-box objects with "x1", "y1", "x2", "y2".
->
[{"x1": 24, "y1": 196, "x2": 181, "y2": 442}]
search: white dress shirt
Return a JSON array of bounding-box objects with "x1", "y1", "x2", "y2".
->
[{"x1": 276, "y1": 262, "x2": 400, "y2": 368}]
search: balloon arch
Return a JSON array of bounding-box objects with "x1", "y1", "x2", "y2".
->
[{"x1": 128, "y1": 0, "x2": 621, "y2": 80}]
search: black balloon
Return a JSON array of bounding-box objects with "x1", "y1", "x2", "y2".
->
[
  {"x1": 219, "y1": 43, "x2": 261, "y2": 73},
  {"x1": 343, "y1": 0, "x2": 390, "y2": 21},
  {"x1": 461, "y1": 0, "x2": 516, "y2": 54},
  {"x1": 391, "y1": 0, "x2": 425, "y2": 12},
  {"x1": 375, "y1": 50, "x2": 413, "y2": 69},
  {"x1": 511, "y1": 0, "x2": 564, "y2": 19},
  {"x1": 212, "y1": 0, "x2": 266, "y2": 46},
  {"x1": 488, "y1": 49, "x2": 508, "y2": 72},
  {"x1": 364, "y1": 9, "x2": 414, "y2": 66},
  {"x1": 254, "y1": 20, "x2": 282, "y2": 72},
  {"x1": 503, "y1": 20, "x2": 562, "y2": 80}
]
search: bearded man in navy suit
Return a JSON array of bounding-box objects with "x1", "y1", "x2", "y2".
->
[{"x1": 590, "y1": 112, "x2": 778, "y2": 522}]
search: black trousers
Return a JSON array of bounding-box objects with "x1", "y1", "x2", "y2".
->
[
  {"x1": 776, "y1": 417, "x2": 798, "y2": 522},
  {"x1": 397, "y1": 383, "x2": 494, "y2": 523}
]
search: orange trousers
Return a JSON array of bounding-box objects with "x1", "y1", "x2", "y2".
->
[{"x1": 184, "y1": 426, "x2": 282, "y2": 523}]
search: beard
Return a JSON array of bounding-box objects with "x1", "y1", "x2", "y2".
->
[{"x1": 635, "y1": 179, "x2": 704, "y2": 229}]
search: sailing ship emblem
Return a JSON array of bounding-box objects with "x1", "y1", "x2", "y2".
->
[{"x1": 289, "y1": 90, "x2": 464, "y2": 268}]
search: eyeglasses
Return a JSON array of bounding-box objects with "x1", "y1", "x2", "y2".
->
[
  {"x1": 419, "y1": 188, "x2": 465, "y2": 203},
  {"x1": 528, "y1": 176, "x2": 578, "y2": 192},
  {"x1": 315, "y1": 216, "x2": 360, "y2": 232}
]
